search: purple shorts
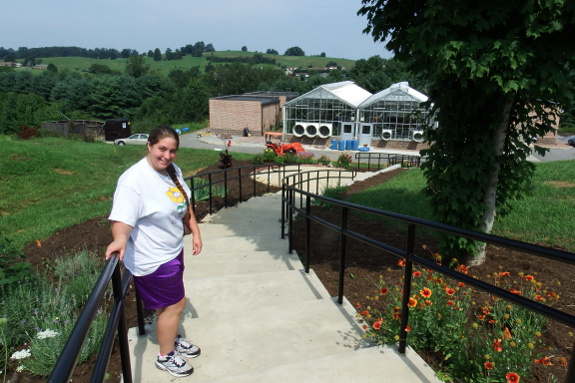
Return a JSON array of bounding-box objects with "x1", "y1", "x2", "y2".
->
[{"x1": 133, "y1": 250, "x2": 185, "y2": 310}]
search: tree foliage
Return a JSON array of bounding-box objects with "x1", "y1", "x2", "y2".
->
[
  {"x1": 359, "y1": 0, "x2": 575, "y2": 263},
  {"x1": 284, "y1": 46, "x2": 305, "y2": 56}
]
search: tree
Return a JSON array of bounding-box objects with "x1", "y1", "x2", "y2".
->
[
  {"x1": 147, "y1": 50, "x2": 154, "y2": 58},
  {"x1": 165, "y1": 48, "x2": 173, "y2": 61},
  {"x1": 88, "y1": 63, "x2": 114, "y2": 75},
  {"x1": 191, "y1": 42, "x2": 205, "y2": 57},
  {"x1": 204, "y1": 43, "x2": 215, "y2": 53},
  {"x1": 121, "y1": 49, "x2": 131, "y2": 59},
  {"x1": 266, "y1": 49, "x2": 278, "y2": 55},
  {"x1": 125, "y1": 55, "x2": 151, "y2": 78},
  {"x1": 320, "y1": 52, "x2": 326, "y2": 57},
  {"x1": 153, "y1": 48, "x2": 162, "y2": 62},
  {"x1": 3, "y1": 54, "x2": 15, "y2": 63},
  {"x1": 284, "y1": 47, "x2": 305, "y2": 56},
  {"x1": 359, "y1": 0, "x2": 575, "y2": 264},
  {"x1": 241, "y1": 46, "x2": 248, "y2": 52}
]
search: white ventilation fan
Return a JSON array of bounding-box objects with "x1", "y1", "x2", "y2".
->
[
  {"x1": 293, "y1": 123, "x2": 306, "y2": 137},
  {"x1": 305, "y1": 124, "x2": 318, "y2": 138},
  {"x1": 412, "y1": 130, "x2": 424, "y2": 142},
  {"x1": 381, "y1": 129, "x2": 393, "y2": 141},
  {"x1": 318, "y1": 124, "x2": 332, "y2": 139}
]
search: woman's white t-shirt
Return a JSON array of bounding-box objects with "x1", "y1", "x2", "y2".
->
[{"x1": 109, "y1": 158, "x2": 192, "y2": 276}]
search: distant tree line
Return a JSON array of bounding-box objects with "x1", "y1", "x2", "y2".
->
[
  {"x1": 206, "y1": 54, "x2": 277, "y2": 65},
  {"x1": 0, "y1": 54, "x2": 422, "y2": 135}
]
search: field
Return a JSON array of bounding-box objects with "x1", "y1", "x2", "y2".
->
[{"x1": 16, "y1": 51, "x2": 356, "y2": 77}]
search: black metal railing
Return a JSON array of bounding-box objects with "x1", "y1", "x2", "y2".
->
[
  {"x1": 282, "y1": 169, "x2": 575, "y2": 383},
  {"x1": 47, "y1": 162, "x2": 308, "y2": 382},
  {"x1": 354, "y1": 152, "x2": 423, "y2": 172},
  {"x1": 47, "y1": 254, "x2": 142, "y2": 383}
]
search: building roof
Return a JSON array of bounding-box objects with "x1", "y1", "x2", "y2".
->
[
  {"x1": 211, "y1": 95, "x2": 279, "y2": 106},
  {"x1": 360, "y1": 82, "x2": 428, "y2": 108},
  {"x1": 286, "y1": 81, "x2": 372, "y2": 109}
]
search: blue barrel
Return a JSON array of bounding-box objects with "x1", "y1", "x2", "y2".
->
[
  {"x1": 345, "y1": 140, "x2": 352, "y2": 150},
  {"x1": 330, "y1": 139, "x2": 338, "y2": 150},
  {"x1": 338, "y1": 140, "x2": 345, "y2": 151},
  {"x1": 351, "y1": 140, "x2": 359, "y2": 150}
]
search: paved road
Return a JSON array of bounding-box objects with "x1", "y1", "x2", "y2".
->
[{"x1": 179, "y1": 129, "x2": 575, "y2": 163}]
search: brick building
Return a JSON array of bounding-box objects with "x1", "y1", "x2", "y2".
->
[{"x1": 209, "y1": 92, "x2": 298, "y2": 137}]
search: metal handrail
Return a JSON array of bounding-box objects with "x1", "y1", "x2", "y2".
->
[
  {"x1": 282, "y1": 169, "x2": 575, "y2": 383},
  {"x1": 47, "y1": 254, "x2": 137, "y2": 383},
  {"x1": 354, "y1": 152, "x2": 423, "y2": 171}
]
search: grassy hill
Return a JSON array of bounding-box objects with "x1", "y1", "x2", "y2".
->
[{"x1": 19, "y1": 51, "x2": 355, "y2": 77}]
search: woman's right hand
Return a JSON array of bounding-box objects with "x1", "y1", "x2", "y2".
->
[{"x1": 105, "y1": 221, "x2": 133, "y2": 261}]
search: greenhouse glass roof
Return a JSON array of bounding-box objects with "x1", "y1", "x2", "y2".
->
[
  {"x1": 286, "y1": 81, "x2": 372, "y2": 108},
  {"x1": 360, "y1": 82, "x2": 428, "y2": 108}
]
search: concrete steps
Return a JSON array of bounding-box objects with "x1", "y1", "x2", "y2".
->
[{"x1": 126, "y1": 185, "x2": 441, "y2": 383}]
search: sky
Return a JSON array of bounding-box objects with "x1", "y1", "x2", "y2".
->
[{"x1": 3, "y1": 0, "x2": 392, "y2": 61}]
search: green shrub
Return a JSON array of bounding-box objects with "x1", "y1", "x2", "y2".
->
[
  {"x1": 297, "y1": 152, "x2": 316, "y2": 164},
  {"x1": 313, "y1": 185, "x2": 347, "y2": 209},
  {"x1": 336, "y1": 153, "x2": 352, "y2": 169},
  {"x1": 317, "y1": 155, "x2": 331, "y2": 166},
  {"x1": 262, "y1": 148, "x2": 277, "y2": 162}
]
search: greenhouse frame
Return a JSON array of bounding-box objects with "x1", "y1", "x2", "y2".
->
[{"x1": 283, "y1": 81, "x2": 432, "y2": 147}]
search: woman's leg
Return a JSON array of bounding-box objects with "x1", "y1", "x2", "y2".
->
[{"x1": 156, "y1": 297, "x2": 186, "y2": 355}]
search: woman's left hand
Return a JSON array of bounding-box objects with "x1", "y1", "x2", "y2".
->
[{"x1": 192, "y1": 236, "x2": 202, "y2": 255}]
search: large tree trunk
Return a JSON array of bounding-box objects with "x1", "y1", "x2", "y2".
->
[{"x1": 471, "y1": 98, "x2": 513, "y2": 266}]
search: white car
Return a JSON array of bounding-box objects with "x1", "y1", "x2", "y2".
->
[{"x1": 115, "y1": 134, "x2": 149, "y2": 146}]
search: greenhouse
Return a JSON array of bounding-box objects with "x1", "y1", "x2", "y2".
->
[{"x1": 283, "y1": 81, "x2": 431, "y2": 147}]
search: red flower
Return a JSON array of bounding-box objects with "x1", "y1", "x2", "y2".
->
[
  {"x1": 393, "y1": 306, "x2": 400, "y2": 312},
  {"x1": 373, "y1": 319, "x2": 383, "y2": 330},
  {"x1": 413, "y1": 271, "x2": 422, "y2": 277},
  {"x1": 492, "y1": 339, "x2": 503, "y2": 352},
  {"x1": 435, "y1": 278, "x2": 443, "y2": 284},
  {"x1": 356, "y1": 302, "x2": 362, "y2": 309},
  {"x1": 380, "y1": 287, "x2": 389, "y2": 295},
  {"x1": 360, "y1": 310, "x2": 368, "y2": 317},
  {"x1": 458, "y1": 282, "x2": 465, "y2": 287},
  {"x1": 499, "y1": 271, "x2": 510, "y2": 277},
  {"x1": 408, "y1": 297, "x2": 418, "y2": 308},
  {"x1": 535, "y1": 295, "x2": 543, "y2": 301},
  {"x1": 392, "y1": 312, "x2": 401, "y2": 320},
  {"x1": 525, "y1": 275, "x2": 534, "y2": 281},
  {"x1": 477, "y1": 315, "x2": 485, "y2": 320},
  {"x1": 405, "y1": 325, "x2": 412, "y2": 332},
  {"x1": 482, "y1": 307, "x2": 491, "y2": 315},
  {"x1": 445, "y1": 288, "x2": 455, "y2": 296},
  {"x1": 427, "y1": 275, "x2": 433, "y2": 281},
  {"x1": 362, "y1": 325, "x2": 368, "y2": 330},
  {"x1": 484, "y1": 361, "x2": 494, "y2": 370},
  {"x1": 534, "y1": 357, "x2": 552, "y2": 366},
  {"x1": 506, "y1": 372, "x2": 520, "y2": 383},
  {"x1": 446, "y1": 300, "x2": 455, "y2": 306},
  {"x1": 420, "y1": 288, "x2": 432, "y2": 298},
  {"x1": 509, "y1": 288, "x2": 522, "y2": 295},
  {"x1": 398, "y1": 259, "x2": 406, "y2": 267}
]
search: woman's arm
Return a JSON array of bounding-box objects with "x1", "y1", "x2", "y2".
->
[
  {"x1": 186, "y1": 209, "x2": 202, "y2": 255},
  {"x1": 105, "y1": 221, "x2": 133, "y2": 261}
]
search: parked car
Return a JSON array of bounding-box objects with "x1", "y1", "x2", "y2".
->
[
  {"x1": 115, "y1": 134, "x2": 149, "y2": 146},
  {"x1": 568, "y1": 137, "x2": 575, "y2": 148}
]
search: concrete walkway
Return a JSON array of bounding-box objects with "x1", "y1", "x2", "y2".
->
[{"x1": 126, "y1": 171, "x2": 441, "y2": 383}]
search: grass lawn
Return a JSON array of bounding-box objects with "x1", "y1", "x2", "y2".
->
[
  {"x1": 0, "y1": 136, "x2": 256, "y2": 248},
  {"x1": 345, "y1": 161, "x2": 575, "y2": 252}
]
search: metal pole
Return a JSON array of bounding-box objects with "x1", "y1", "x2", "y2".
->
[
  {"x1": 305, "y1": 195, "x2": 311, "y2": 273},
  {"x1": 337, "y1": 207, "x2": 348, "y2": 305},
  {"x1": 398, "y1": 224, "x2": 416, "y2": 354}
]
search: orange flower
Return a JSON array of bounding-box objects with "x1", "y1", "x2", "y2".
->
[
  {"x1": 356, "y1": 302, "x2": 362, "y2": 309},
  {"x1": 445, "y1": 288, "x2": 455, "y2": 296},
  {"x1": 499, "y1": 271, "x2": 510, "y2": 277},
  {"x1": 446, "y1": 300, "x2": 455, "y2": 306},
  {"x1": 420, "y1": 287, "x2": 432, "y2": 298},
  {"x1": 405, "y1": 325, "x2": 412, "y2": 332},
  {"x1": 427, "y1": 275, "x2": 433, "y2": 281},
  {"x1": 457, "y1": 264, "x2": 469, "y2": 274},
  {"x1": 488, "y1": 319, "x2": 497, "y2": 324},
  {"x1": 360, "y1": 310, "x2": 368, "y2": 317},
  {"x1": 393, "y1": 306, "x2": 400, "y2": 312},
  {"x1": 392, "y1": 312, "x2": 401, "y2": 320},
  {"x1": 36, "y1": 240, "x2": 42, "y2": 247},
  {"x1": 408, "y1": 297, "x2": 418, "y2": 308},
  {"x1": 458, "y1": 282, "x2": 465, "y2": 287},
  {"x1": 373, "y1": 319, "x2": 383, "y2": 330},
  {"x1": 506, "y1": 372, "x2": 520, "y2": 383},
  {"x1": 425, "y1": 300, "x2": 433, "y2": 306},
  {"x1": 503, "y1": 327, "x2": 512, "y2": 340},
  {"x1": 477, "y1": 315, "x2": 486, "y2": 320},
  {"x1": 484, "y1": 361, "x2": 494, "y2": 370},
  {"x1": 558, "y1": 357, "x2": 568, "y2": 367},
  {"x1": 482, "y1": 307, "x2": 491, "y2": 315},
  {"x1": 525, "y1": 275, "x2": 534, "y2": 281},
  {"x1": 398, "y1": 259, "x2": 406, "y2": 267},
  {"x1": 380, "y1": 287, "x2": 389, "y2": 295},
  {"x1": 413, "y1": 271, "x2": 422, "y2": 277},
  {"x1": 509, "y1": 288, "x2": 521, "y2": 295},
  {"x1": 492, "y1": 339, "x2": 503, "y2": 352},
  {"x1": 435, "y1": 278, "x2": 443, "y2": 284},
  {"x1": 535, "y1": 295, "x2": 543, "y2": 301},
  {"x1": 534, "y1": 357, "x2": 552, "y2": 366},
  {"x1": 362, "y1": 325, "x2": 368, "y2": 330}
]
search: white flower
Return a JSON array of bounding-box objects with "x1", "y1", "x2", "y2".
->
[
  {"x1": 16, "y1": 365, "x2": 25, "y2": 372},
  {"x1": 10, "y1": 349, "x2": 31, "y2": 360},
  {"x1": 37, "y1": 329, "x2": 60, "y2": 340}
]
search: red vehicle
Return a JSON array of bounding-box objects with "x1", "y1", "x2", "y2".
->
[{"x1": 264, "y1": 132, "x2": 305, "y2": 156}]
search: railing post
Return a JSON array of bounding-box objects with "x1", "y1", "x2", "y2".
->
[
  {"x1": 238, "y1": 168, "x2": 242, "y2": 202},
  {"x1": 208, "y1": 173, "x2": 213, "y2": 215},
  {"x1": 135, "y1": 288, "x2": 145, "y2": 336},
  {"x1": 305, "y1": 195, "x2": 311, "y2": 273},
  {"x1": 224, "y1": 169, "x2": 228, "y2": 208},
  {"x1": 281, "y1": 183, "x2": 286, "y2": 239},
  {"x1": 115, "y1": 264, "x2": 132, "y2": 383},
  {"x1": 288, "y1": 187, "x2": 294, "y2": 254},
  {"x1": 566, "y1": 340, "x2": 575, "y2": 383},
  {"x1": 398, "y1": 224, "x2": 416, "y2": 354},
  {"x1": 190, "y1": 178, "x2": 196, "y2": 210},
  {"x1": 337, "y1": 206, "x2": 348, "y2": 305}
]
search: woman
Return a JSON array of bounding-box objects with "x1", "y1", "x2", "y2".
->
[{"x1": 105, "y1": 126, "x2": 202, "y2": 377}]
